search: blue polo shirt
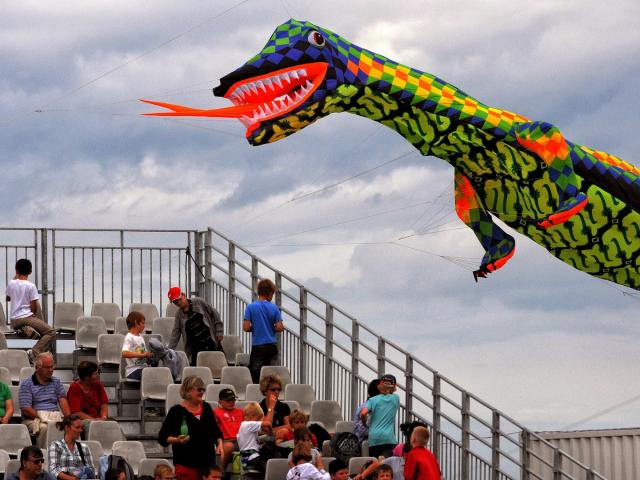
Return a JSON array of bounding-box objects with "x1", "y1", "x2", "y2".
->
[{"x1": 19, "y1": 374, "x2": 65, "y2": 411}]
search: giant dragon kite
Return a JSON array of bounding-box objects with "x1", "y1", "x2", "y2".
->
[{"x1": 142, "y1": 19, "x2": 640, "y2": 289}]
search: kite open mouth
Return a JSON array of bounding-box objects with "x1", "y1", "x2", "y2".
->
[{"x1": 141, "y1": 62, "x2": 328, "y2": 136}]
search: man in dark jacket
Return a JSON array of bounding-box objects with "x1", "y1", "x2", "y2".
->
[{"x1": 167, "y1": 287, "x2": 224, "y2": 365}]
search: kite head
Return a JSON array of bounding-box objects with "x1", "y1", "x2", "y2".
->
[{"x1": 142, "y1": 19, "x2": 372, "y2": 145}]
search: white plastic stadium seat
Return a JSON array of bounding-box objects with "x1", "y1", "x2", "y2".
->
[
  {"x1": 96, "y1": 334, "x2": 125, "y2": 366},
  {"x1": 0, "y1": 424, "x2": 32, "y2": 456},
  {"x1": 0, "y1": 367, "x2": 11, "y2": 385},
  {"x1": 205, "y1": 384, "x2": 235, "y2": 405},
  {"x1": 221, "y1": 335, "x2": 243, "y2": 364},
  {"x1": 284, "y1": 384, "x2": 316, "y2": 415},
  {"x1": 141, "y1": 367, "x2": 173, "y2": 401},
  {"x1": 54, "y1": 302, "x2": 84, "y2": 332},
  {"x1": 151, "y1": 317, "x2": 175, "y2": 346},
  {"x1": 87, "y1": 421, "x2": 125, "y2": 454},
  {"x1": 19, "y1": 366, "x2": 35, "y2": 383},
  {"x1": 348, "y1": 457, "x2": 377, "y2": 476},
  {"x1": 165, "y1": 303, "x2": 178, "y2": 318},
  {"x1": 166, "y1": 384, "x2": 183, "y2": 411},
  {"x1": 91, "y1": 303, "x2": 122, "y2": 332},
  {"x1": 220, "y1": 366, "x2": 252, "y2": 401},
  {"x1": 114, "y1": 317, "x2": 128, "y2": 335},
  {"x1": 245, "y1": 384, "x2": 264, "y2": 402},
  {"x1": 9, "y1": 386, "x2": 20, "y2": 419},
  {"x1": 75, "y1": 316, "x2": 108, "y2": 349},
  {"x1": 196, "y1": 351, "x2": 228, "y2": 380},
  {"x1": 0, "y1": 350, "x2": 30, "y2": 383},
  {"x1": 138, "y1": 459, "x2": 171, "y2": 478},
  {"x1": 4, "y1": 459, "x2": 21, "y2": 476},
  {"x1": 181, "y1": 366, "x2": 213, "y2": 385},
  {"x1": 310, "y1": 400, "x2": 343, "y2": 434},
  {"x1": 0, "y1": 449, "x2": 10, "y2": 474},
  {"x1": 260, "y1": 366, "x2": 292, "y2": 386},
  {"x1": 265, "y1": 459, "x2": 290, "y2": 480},
  {"x1": 335, "y1": 420, "x2": 355, "y2": 433},
  {"x1": 0, "y1": 331, "x2": 7, "y2": 351},
  {"x1": 129, "y1": 304, "x2": 159, "y2": 330},
  {"x1": 111, "y1": 440, "x2": 146, "y2": 475},
  {"x1": 83, "y1": 440, "x2": 103, "y2": 471}
]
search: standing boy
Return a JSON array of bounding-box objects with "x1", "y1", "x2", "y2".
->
[
  {"x1": 404, "y1": 426, "x2": 441, "y2": 480},
  {"x1": 242, "y1": 278, "x2": 284, "y2": 383},
  {"x1": 5, "y1": 259, "x2": 56, "y2": 362},
  {"x1": 121, "y1": 311, "x2": 152, "y2": 381},
  {"x1": 360, "y1": 374, "x2": 400, "y2": 459}
]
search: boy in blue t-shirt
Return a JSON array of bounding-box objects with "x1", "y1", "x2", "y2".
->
[
  {"x1": 243, "y1": 278, "x2": 284, "y2": 382},
  {"x1": 360, "y1": 374, "x2": 400, "y2": 459}
]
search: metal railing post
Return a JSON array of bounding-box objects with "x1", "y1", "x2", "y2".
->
[
  {"x1": 520, "y1": 430, "x2": 530, "y2": 480},
  {"x1": 299, "y1": 287, "x2": 308, "y2": 384},
  {"x1": 228, "y1": 242, "x2": 236, "y2": 335},
  {"x1": 377, "y1": 337, "x2": 386, "y2": 376},
  {"x1": 204, "y1": 230, "x2": 213, "y2": 303},
  {"x1": 324, "y1": 304, "x2": 334, "y2": 400},
  {"x1": 275, "y1": 272, "x2": 283, "y2": 367},
  {"x1": 251, "y1": 256, "x2": 259, "y2": 302},
  {"x1": 461, "y1": 392, "x2": 470, "y2": 480},
  {"x1": 553, "y1": 449, "x2": 562, "y2": 480},
  {"x1": 432, "y1": 373, "x2": 441, "y2": 462},
  {"x1": 405, "y1": 356, "x2": 414, "y2": 422},
  {"x1": 40, "y1": 229, "x2": 49, "y2": 323},
  {"x1": 491, "y1": 410, "x2": 500, "y2": 480},
  {"x1": 195, "y1": 232, "x2": 203, "y2": 297},
  {"x1": 350, "y1": 321, "x2": 360, "y2": 412}
]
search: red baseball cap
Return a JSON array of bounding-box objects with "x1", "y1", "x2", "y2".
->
[{"x1": 167, "y1": 287, "x2": 182, "y2": 302}]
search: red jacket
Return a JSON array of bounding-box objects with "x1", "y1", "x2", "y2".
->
[{"x1": 404, "y1": 446, "x2": 441, "y2": 480}]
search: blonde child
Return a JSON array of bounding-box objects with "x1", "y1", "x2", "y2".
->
[
  {"x1": 276, "y1": 409, "x2": 318, "y2": 447},
  {"x1": 237, "y1": 402, "x2": 274, "y2": 473}
]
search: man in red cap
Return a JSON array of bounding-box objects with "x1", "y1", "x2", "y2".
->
[{"x1": 167, "y1": 287, "x2": 223, "y2": 365}]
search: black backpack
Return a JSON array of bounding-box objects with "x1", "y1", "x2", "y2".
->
[
  {"x1": 330, "y1": 432, "x2": 361, "y2": 464},
  {"x1": 107, "y1": 454, "x2": 135, "y2": 480}
]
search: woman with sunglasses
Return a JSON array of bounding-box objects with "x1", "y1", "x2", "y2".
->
[
  {"x1": 259, "y1": 374, "x2": 291, "y2": 437},
  {"x1": 159, "y1": 375, "x2": 224, "y2": 480}
]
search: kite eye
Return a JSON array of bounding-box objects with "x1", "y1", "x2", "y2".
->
[{"x1": 308, "y1": 30, "x2": 326, "y2": 48}]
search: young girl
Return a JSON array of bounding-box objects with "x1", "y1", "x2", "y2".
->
[
  {"x1": 286, "y1": 427, "x2": 324, "y2": 471},
  {"x1": 276, "y1": 409, "x2": 318, "y2": 447},
  {"x1": 286, "y1": 444, "x2": 329, "y2": 480}
]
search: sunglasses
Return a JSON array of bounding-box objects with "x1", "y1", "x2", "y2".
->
[
  {"x1": 172, "y1": 299, "x2": 181, "y2": 305},
  {"x1": 196, "y1": 388, "x2": 206, "y2": 393},
  {"x1": 268, "y1": 387, "x2": 282, "y2": 392},
  {"x1": 29, "y1": 459, "x2": 45, "y2": 465}
]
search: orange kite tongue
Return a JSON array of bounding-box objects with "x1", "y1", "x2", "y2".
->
[{"x1": 139, "y1": 98, "x2": 252, "y2": 118}]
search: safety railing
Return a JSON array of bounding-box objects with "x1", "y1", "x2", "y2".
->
[{"x1": 198, "y1": 226, "x2": 607, "y2": 480}]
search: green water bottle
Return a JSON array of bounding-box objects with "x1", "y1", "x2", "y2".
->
[{"x1": 180, "y1": 417, "x2": 189, "y2": 437}]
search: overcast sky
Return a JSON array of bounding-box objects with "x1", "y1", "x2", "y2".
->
[{"x1": 2, "y1": 0, "x2": 640, "y2": 432}]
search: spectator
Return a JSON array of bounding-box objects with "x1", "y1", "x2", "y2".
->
[
  {"x1": 167, "y1": 287, "x2": 224, "y2": 366},
  {"x1": 286, "y1": 443, "x2": 329, "y2": 480},
  {"x1": 158, "y1": 375, "x2": 223, "y2": 480},
  {"x1": 104, "y1": 468, "x2": 125, "y2": 480},
  {"x1": 353, "y1": 378, "x2": 380, "y2": 442},
  {"x1": 0, "y1": 377, "x2": 14, "y2": 423},
  {"x1": 48, "y1": 414, "x2": 96, "y2": 480},
  {"x1": 154, "y1": 464, "x2": 175, "y2": 480},
  {"x1": 286, "y1": 427, "x2": 324, "y2": 471},
  {"x1": 213, "y1": 388, "x2": 244, "y2": 472},
  {"x1": 242, "y1": 279, "x2": 284, "y2": 383},
  {"x1": 199, "y1": 464, "x2": 222, "y2": 480},
  {"x1": 19, "y1": 352, "x2": 70, "y2": 447},
  {"x1": 354, "y1": 442, "x2": 411, "y2": 480},
  {"x1": 5, "y1": 258, "x2": 56, "y2": 362},
  {"x1": 404, "y1": 426, "x2": 441, "y2": 480},
  {"x1": 237, "y1": 401, "x2": 274, "y2": 474},
  {"x1": 6, "y1": 446, "x2": 56, "y2": 480},
  {"x1": 277, "y1": 409, "x2": 318, "y2": 447},
  {"x1": 67, "y1": 361, "x2": 108, "y2": 430},
  {"x1": 360, "y1": 374, "x2": 400, "y2": 459},
  {"x1": 121, "y1": 311, "x2": 153, "y2": 381},
  {"x1": 328, "y1": 459, "x2": 349, "y2": 480},
  {"x1": 376, "y1": 465, "x2": 394, "y2": 480},
  {"x1": 258, "y1": 374, "x2": 290, "y2": 435}
]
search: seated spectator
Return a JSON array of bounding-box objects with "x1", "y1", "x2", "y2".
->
[
  {"x1": 237, "y1": 402, "x2": 274, "y2": 474},
  {"x1": 199, "y1": 464, "x2": 222, "y2": 480},
  {"x1": 328, "y1": 459, "x2": 349, "y2": 480},
  {"x1": 154, "y1": 464, "x2": 175, "y2": 480},
  {"x1": 286, "y1": 443, "x2": 329, "y2": 480},
  {"x1": 213, "y1": 388, "x2": 243, "y2": 472},
  {"x1": 67, "y1": 361, "x2": 108, "y2": 430},
  {"x1": 6, "y1": 445, "x2": 56, "y2": 480},
  {"x1": 353, "y1": 379, "x2": 380, "y2": 442},
  {"x1": 0, "y1": 378, "x2": 14, "y2": 423},
  {"x1": 48, "y1": 414, "x2": 96, "y2": 480},
  {"x1": 121, "y1": 312, "x2": 153, "y2": 381},
  {"x1": 286, "y1": 427, "x2": 324, "y2": 471},
  {"x1": 258, "y1": 374, "x2": 290, "y2": 435},
  {"x1": 354, "y1": 443, "x2": 411, "y2": 480},
  {"x1": 404, "y1": 426, "x2": 441, "y2": 480},
  {"x1": 276, "y1": 409, "x2": 318, "y2": 447},
  {"x1": 19, "y1": 352, "x2": 70, "y2": 447}
]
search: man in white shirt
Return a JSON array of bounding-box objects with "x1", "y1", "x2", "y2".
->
[{"x1": 5, "y1": 259, "x2": 56, "y2": 362}]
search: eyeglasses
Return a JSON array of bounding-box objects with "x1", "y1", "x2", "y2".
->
[
  {"x1": 29, "y1": 459, "x2": 45, "y2": 465},
  {"x1": 172, "y1": 299, "x2": 181, "y2": 305}
]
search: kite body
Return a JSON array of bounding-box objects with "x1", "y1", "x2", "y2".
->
[{"x1": 143, "y1": 19, "x2": 640, "y2": 289}]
